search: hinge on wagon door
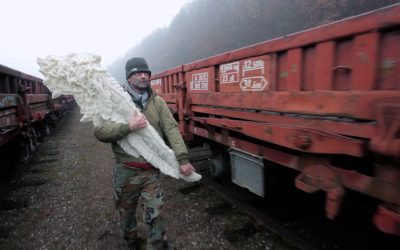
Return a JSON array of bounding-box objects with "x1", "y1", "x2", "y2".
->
[
  {"x1": 183, "y1": 96, "x2": 192, "y2": 117},
  {"x1": 370, "y1": 100, "x2": 400, "y2": 158},
  {"x1": 173, "y1": 81, "x2": 186, "y2": 90}
]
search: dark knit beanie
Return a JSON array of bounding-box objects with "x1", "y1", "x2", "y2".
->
[{"x1": 125, "y1": 57, "x2": 151, "y2": 79}]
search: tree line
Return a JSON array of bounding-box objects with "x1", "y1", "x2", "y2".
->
[{"x1": 108, "y1": 0, "x2": 400, "y2": 82}]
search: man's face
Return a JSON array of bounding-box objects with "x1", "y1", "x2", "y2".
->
[{"x1": 128, "y1": 72, "x2": 150, "y2": 90}]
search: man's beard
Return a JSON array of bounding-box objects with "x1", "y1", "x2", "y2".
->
[{"x1": 131, "y1": 80, "x2": 149, "y2": 89}]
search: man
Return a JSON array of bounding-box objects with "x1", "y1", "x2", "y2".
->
[{"x1": 94, "y1": 57, "x2": 195, "y2": 250}]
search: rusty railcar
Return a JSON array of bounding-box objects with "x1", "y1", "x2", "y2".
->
[
  {"x1": 0, "y1": 64, "x2": 56, "y2": 163},
  {"x1": 151, "y1": 4, "x2": 400, "y2": 236}
]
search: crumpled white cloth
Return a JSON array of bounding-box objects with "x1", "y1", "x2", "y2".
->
[{"x1": 37, "y1": 53, "x2": 201, "y2": 182}]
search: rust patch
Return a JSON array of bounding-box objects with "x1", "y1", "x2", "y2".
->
[
  {"x1": 357, "y1": 52, "x2": 368, "y2": 64},
  {"x1": 279, "y1": 71, "x2": 288, "y2": 79},
  {"x1": 291, "y1": 64, "x2": 298, "y2": 73}
]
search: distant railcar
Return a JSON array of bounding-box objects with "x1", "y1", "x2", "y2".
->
[
  {"x1": 151, "y1": 4, "x2": 400, "y2": 236},
  {"x1": 0, "y1": 64, "x2": 74, "y2": 163},
  {"x1": 52, "y1": 94, "x2": 75, "y2": 120}
]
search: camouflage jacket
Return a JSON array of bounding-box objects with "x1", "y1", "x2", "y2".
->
[{"x1": 94, "y1": 89, "x2": 189, "y2": 165}]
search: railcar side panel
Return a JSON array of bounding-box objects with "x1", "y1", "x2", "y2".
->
[{"x1": 151, "y1": 4, "x2": 400, "y2": 236}]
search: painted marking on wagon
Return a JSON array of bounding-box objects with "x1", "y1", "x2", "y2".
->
[
  {"x1": 150, "y1": 78, "x2": 162, "y2": 93},
  {"x1": 242, "y1": 59, "x2": 264, "y2": 76},
  {"x1": 190, "y1": 72, "x2": 209, "y2": 90},
  {"x1": 239, "y1": 76, "x2": 268, "y2": 91},
  {"x1": 150, "y1": 78, "x2": 162, "y2": 86},
  {"x1": 0, "y1": 95, "x2": 17, "y2": 108},
  {"x1": 220, "y1": 61, "x2": 239, "y2": 84}
]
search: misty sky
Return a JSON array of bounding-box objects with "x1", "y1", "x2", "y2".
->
[{"x1": 0, "y1": 0, "x2": 190, "y2": 77}]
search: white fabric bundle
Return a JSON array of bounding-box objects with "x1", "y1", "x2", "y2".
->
[{"x1": 37, "y1": 53, "x2": 201, "y2": 182}]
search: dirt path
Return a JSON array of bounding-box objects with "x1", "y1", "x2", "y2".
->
[
  {"x1": 0, "y1": 108, "x2": 124, "y2": 249},
  {"x1": 0, "y1": 108, "x2": 292, "y2": 250}
]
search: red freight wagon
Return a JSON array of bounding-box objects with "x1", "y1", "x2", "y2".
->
[
  {"x1": 151, "y1": 4, "x2": 400, "y2": 236},
  {"x1": 0, "y1": 64, "x2": 56, "y2": 162}
]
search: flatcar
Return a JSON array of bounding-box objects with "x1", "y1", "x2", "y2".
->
[
  {"x1": 0, "y1": 64, "x2": 73, "y2": 164},
  {"x1": 150, "y1": 4, "x2": 400, "y2": 236}
]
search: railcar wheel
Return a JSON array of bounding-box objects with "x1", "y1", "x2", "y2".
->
[
  {"x1": 19, "y1": 141, "x2": 31, "y2": 164},
  {"x1": 44, "y1": 124, "x2": 51, "y2": 136},
  {"x1": 28, "y1": 137, "x2": 35, "y2": 154},
  {"x1": 32, "y1": 129, "x2": 38, "y2": 147},
  {"x1": 209, "y1": 154, "x2": 229, "y2": 180},
  {"x1": 39, "y1": 124, "x2": 51, "y2": 140}
]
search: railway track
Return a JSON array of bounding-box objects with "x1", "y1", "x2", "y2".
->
[
  {"x1": 187, "y1": 145, "x2": 400, "y2": 250},
  {"x1": 196, "y1": 172, "x2": 400, "y2": 250},
  {"x1": 203, "y1": 177, "x2": 318, "y2": 250},
  {"x1": 189, "y1": 147, "x2": 317, "y2": 249}
]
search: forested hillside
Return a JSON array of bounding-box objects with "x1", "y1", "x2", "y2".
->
[{"x1": 109, "y1": 0, "x2": 400, "y2": 82}]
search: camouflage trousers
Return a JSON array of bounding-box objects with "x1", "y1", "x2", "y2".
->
[{"x1": 113, "y1": 162, "x2": 166, "y2": 250}]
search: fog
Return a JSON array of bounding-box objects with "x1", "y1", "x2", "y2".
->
[
  {"x1": 0, "y1": 0, "x2": 190, "y2": 77},
  {"x1": 109, "y1": 0, "x2": 400, "y2": 82}
]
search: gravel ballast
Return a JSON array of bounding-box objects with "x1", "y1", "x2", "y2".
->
[{"x1": 0, "y1": 108, "x2": 294, "y2": 250}]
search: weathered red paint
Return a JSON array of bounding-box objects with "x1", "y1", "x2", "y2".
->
[
  {"x1": 194, "y1": 117, "x2": 365, "y2": 157},
  {"x1": 189, "y1": 91, "x2": 399, "y2": 120},
  {"x1": 192, "y1": 126, "x2": 299, "y2": 169},
  {"x1": 295, "y1": 164, "x2": 345, "y2": 219},
  {"x1": 191, "y1": 106, "x2": 376, "y2": 138},
  {"x1": 374, "y1": 204, "x2": 400, "y2": 236},
  {"x1": 152, "y1": 65, "x2": 183, "y2": 79},
  {"x1": 370, "y1": 101, "x2": 400, "y2": 157},
  {"x1": 151, "y1": 4, "x2": 400, "y2": 236}
]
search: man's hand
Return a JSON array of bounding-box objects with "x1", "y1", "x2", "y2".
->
[
  {"x1": 129, "y1": 113, "x2": 147, "y2": 131},
  {"x1": 180, "y1": 163, "x2": 195, "y2": 176}
]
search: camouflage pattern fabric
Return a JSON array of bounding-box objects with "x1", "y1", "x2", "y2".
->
[{"x1": 113, "y1": 162, "x2": 166, "y2": 250}]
